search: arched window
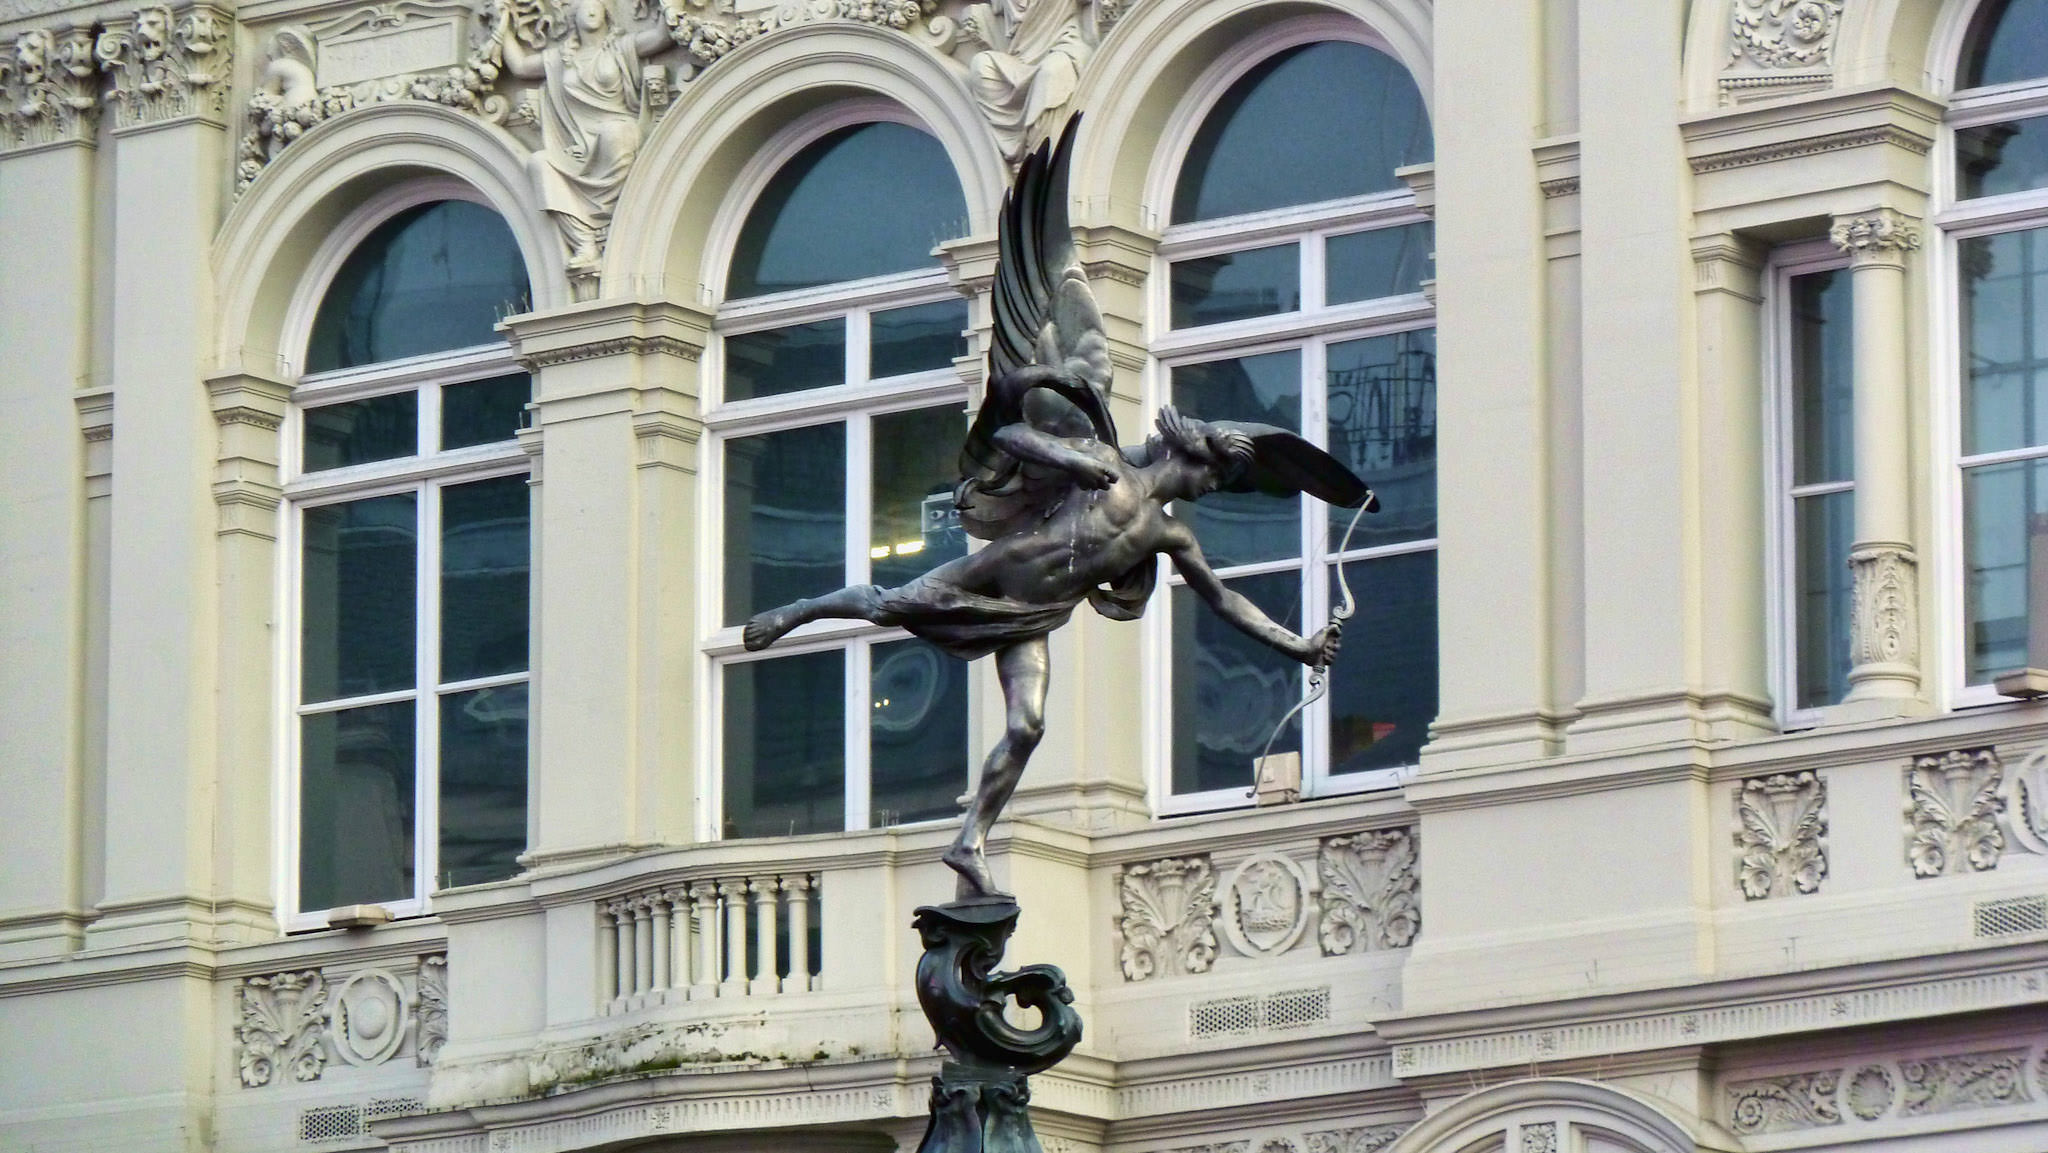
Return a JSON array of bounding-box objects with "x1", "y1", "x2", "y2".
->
[
  {"x1": 1152, "y1": 36, "x2": 1437, "y2": 810},
  {"x1": 1944, "y1": 0, "x2": 2048, "y2": 697},
  {"x1": 709, "y1": 117, "x2": 973, "y2": 840},
  {"x1": 286, "y1": 193, "x2": 533, "y2": 927}
]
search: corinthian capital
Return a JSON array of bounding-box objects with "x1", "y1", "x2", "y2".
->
[
  {"x1": 0, "y1": 26, "x2": 101, "y2": 152},
  {"x1": 97, "y1": 3, "x2": 233, "y2": 130},
  {"x1": 1829, "y1": 209, "x2": 1921, "y2": 266}
]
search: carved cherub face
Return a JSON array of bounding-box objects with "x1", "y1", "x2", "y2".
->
[
  {"x1": 134, "y1": 6, "x2": 170, "y2": 60},
  {"x1": 13, "y1": 30, "x2": 49, "y2": 84}
]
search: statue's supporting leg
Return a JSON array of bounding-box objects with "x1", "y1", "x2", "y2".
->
[{"x1": 944, "y1": 637, "x2": 1049, "y2": 898}]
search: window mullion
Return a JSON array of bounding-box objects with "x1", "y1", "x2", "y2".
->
[
  {"x1": 846, "y1": 413, "x2": 874, "y2": 830},
  {"x1": 417, "y1": 477, "x2": 440, "y2": 904},
  {"x1": 846, "y1": 642, "x2": 872, "y2": 832},
  {"x1": 1301, "y1": 340, "x2": 1332, "y2": 791}
]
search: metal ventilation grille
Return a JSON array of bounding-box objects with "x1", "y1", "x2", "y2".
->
[
  {"x1": 1975, "y1": 895, "x2": 2048, "y2": 938},
  {"x1": 1190, "y1": 986, "x2": 1332, "y2": 1039},
  {"x1": 300, "y1": 1099, "x2": 422, "y2": 1143}
]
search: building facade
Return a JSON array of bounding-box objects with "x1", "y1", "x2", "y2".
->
[{"x1": 4, "y1": 0, "x2": 2048, "y2": 1150}]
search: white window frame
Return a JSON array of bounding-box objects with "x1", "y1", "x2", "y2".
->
[
  {"x1": 1931, "y1": 0, "x2": 2048, "y2": 708},
  {"x1": 1764, "y1": 242, "x2": 1855, "y2": 729},
  {"x1": 696, "y1": 110, "x2": 975, "y2": 842},
  {"x1": 276, "y1": 187, "x2": 533, "y2": 931},
  {"x1": 1141, "y1": 25, "x2": 1437, "y2": 815}
]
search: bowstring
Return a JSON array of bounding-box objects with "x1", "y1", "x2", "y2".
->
[{"x1": 1247, "y1": 500, "x2": 1371, "y2": 797}]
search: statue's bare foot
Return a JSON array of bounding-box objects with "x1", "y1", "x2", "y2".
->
[
  {"x1": 942, "y1": 844, "x2": 1008, "y2": 901},
  {"x1": 742, "y1": 604, "x2": 804, "y2": 651}
]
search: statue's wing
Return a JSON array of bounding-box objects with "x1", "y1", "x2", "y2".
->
[
  {"x1": 1206, "y1": 422, "x2": 1380, "y2": 511},
  {"x1": 957, "y1": 116, "x2": 1117, "y2": 541}
]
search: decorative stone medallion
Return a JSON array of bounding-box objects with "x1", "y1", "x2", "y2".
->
[
  {"x1": 332, "y1": 968, "x2": 409, "y2": 1067},
  {"x1": 1220, "y1": 851, "x2": 1312, "y2": 959},
  {"x1": 1846, "y1": 1065, "x2": 1895, "y2": 1121}
]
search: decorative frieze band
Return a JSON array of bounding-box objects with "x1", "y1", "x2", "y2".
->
[
  {"x1": 1725, "y1": 1045, "x2": 2045, "y2": 1136},
  {"x1": 1689, "y1": 125, "x2": 1932, "y2": 175},
  {"x1": 0, "y1": 25, "x2": 99, "y2": 150},
  {"x1": 1734, "y1": 771, "x2": 1827, "y2": 900},
  {"x1": 235, "y1": 956, "x2": 447, "y2": 1088},
  {"x1": 96, "y1": 3, "x2": 233, "y2": 130}
]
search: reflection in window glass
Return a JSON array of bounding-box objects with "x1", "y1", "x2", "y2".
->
[
  {"x1": 1960, "y1": 0, "x2": 2048, "y2": 89},
  {"x1": 726, "y1": 319, "x2": 847, "y2": 402},
  {"x1": 1170, "y1": 244, "x2": 1300, "y2": 328},
  {"x1": 302, "y1": 494, "x2": 417, "y2": 703},
  {"x1": 1327, "y1": 330, "x2": 1437, "y2": 549},
  {"x1": 728, "y1": 122, "x2": 968, "y2": 297},
  {"x1": 306, "y1": 201, "x2": 529, "y2": 373},
  {"x1": 1787, "y1": 268, "x2": 1855, "y2": 710},
  {"x1": 1327, "y1": 552, "x2": 1436, "y2": 774},
  {"x1": 869, "y1": 639, "x2": 968, "y2": 826},
  {"x1": 304, "y1": 392, "x2": 418, "y2": 471},
  {"x1": 1791, "y1": 272, "x2": 1855, "y2": 485},
  {"x1": 872, "y1": 407, "x2": 968, "y2": 587},
  {"x1": 438, "y1": 683, "x2": 526, "y2": 888},
  {"x1": 301, "y1": 701, "x2": 416, "y2": 910},
  {"x1": 1962, "y1": 229, "x2": 2048, "y2": 457},
  {"x1": 723, "y1": 653, "x2": 845, "y2": 837},
  {"x1": 1966, "y1": 460, "x2": 2048, "y2": 682},
  {"x1": 1171, "y1": 573, "x2": 1302, "y2": 795},
  {"x1": 1172, "y1": 41, "x2": 1432, "y2": 223},
  {"x1": 442, "y1": 374, "x2": 531, "y2": 449},
  {"x1": 1171, "y1": 352, "x2": 1302, "y2": 567},
  {"x1": 725, "y1": 423, "x2": 847, "y2": 625},
  {"x1": 872, "y1": 299, "x2": 969, "y2": 379},
  {"x1": 1958, "y1": 116, "x2": 2048, "y2": 200},
  {"x1": 1795, "y1": 492, "x2": 1855, "y2": 708},
  {"x1": 1326, "y1": 223, "x2": 1434, "y2": 304},
  {"x1": 441, "y1": 477, "x2": 530, "y2": 683}
]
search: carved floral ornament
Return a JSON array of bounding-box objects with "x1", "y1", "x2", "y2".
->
[
  {"x1": 0, "y1": 3, "x2": 233, "y2": 150},
  {"x1": 1724, "y1": 1047, "x2": 2042, "y2": 1136},
  {"x1": 1733, "y1": 770, "x2": 1827, "y2": 900},
  {"x1": 234, "y1": 956, "x2": 447, "y2": 1088},
  {"x1": 1904, "y1": 746, "x2": 2005, "y2": 878},
  {"x1": 0, "y1": 25, "x2": 98, "y2": 148}
]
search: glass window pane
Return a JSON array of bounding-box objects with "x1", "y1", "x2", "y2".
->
[
  {"x1": 303, "y1": 392, "x2": 418, "y2": 472},
  {"x1": 306, "y1": 201, "x2": 529, "y2": 373},
  {"x1": 1960, "y1": 0, "x2": 2048, "y2": 89},
  {"x1": 727, "y1": 122, "x2": 968, "y2": 297},
  {"x1": 1965, "y1": 458, "x2": 2048, "y2": 682},
  {"x1": 1793, "y1": 490, "x2": 1855, "y2": 710},
  {"x1": 1327, "y1": 330, "x2": 1437, "y2": 549},
  {"x1": 869, "y1": 639, "x2": 968, "y2": 826},
  {"x1": 1170, "y1": 243, "x2": 1301, "y2": 328},
  {"x1": 1789, "y1": 268, "x2": 1854, "y2": 485},
  {"x1": 1172, "y1": 41, "x2": 1432, "y2": 223},
  {"x1": 441, "y1": 476, "x2": 530, "y2": 684},
  {"x1": 1961, "y1": 228, "x2": 2048, "y2": 456},
  {"x1": 442, "y1": 373, "x2": 531, "y2": 449},
  {"x1": 1326, "y1": 223, "x2": 1434, "y2": 305},
  {"x1": 302, "y1": 494, "x2": 417, "y2": 703},
  {"x1": 1327, "y1": 551, "x2": 1436, "y2": 775},
  {"x1": 1171, "y1": 571, "x2": 1303, "y2": 795},
  {"x1": 724, "y1": 653, "x2": 845, "y2": 837},
  {"x1": 725, "y1": 319, "x2": 847, "y2": 402},
  {"x1": 438, "y1": 682, "x2": 527, "y2": 889},
  {"x1": 1959, "y1": 116, "x2": 2048, "y2": 201},
  {"x1": 725, "y1": 423, "x2": 847, "y2": 625},
  {"x1": 872, "y1": 407, "x2": 969, "y2": 586},
  {"x1": 1171, "y1": 351, "x2": 1303, "y2": 567},
  {"x1": 872, "y1": 299, "x2": 970, "y2": 379},
  {"x1": 300, "y1": 701, "x2": 416, "y2": 910}
]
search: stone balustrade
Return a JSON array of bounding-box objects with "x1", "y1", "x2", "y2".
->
[{"x1": 597, "y1": 871, "x2": 820, "y2": 1013}]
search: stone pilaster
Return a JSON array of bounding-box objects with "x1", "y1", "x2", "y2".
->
[{"x1": 1829, "y1": 208, "x2": 1925, "y2": 714}]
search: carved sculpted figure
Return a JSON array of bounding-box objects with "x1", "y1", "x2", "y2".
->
[
  {"x1": 500, "y1": 0, "x2": 669, "y2": 271},
  {"x1": 744, "y1": 121, "x2": 1374, "y2": 897},
  {"x1": 963, "y1": 0, "x2": 1095, "y2": 163}
]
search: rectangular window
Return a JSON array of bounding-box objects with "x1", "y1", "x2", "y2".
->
[
  {"x1": 1770, "y1": 253, "x2": 1855, "y2": 721},
  {"x1": 288, "y1": 354, "x2": 531, "y2": 925},
  {"x1": 710, "y1": 286, "x2": 971, "y2": 838}
]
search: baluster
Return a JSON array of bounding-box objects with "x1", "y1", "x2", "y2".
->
[
  {"x1": 598, "y1": 900, "x2": 621, "y2": 1009},
  {"x1": 749, "y1": 877, "x2": 781, "y2": 995},
  {"x1": 645, "y1": 896, "x2": 668, "y2": 1001},
  {"x1": 783, "y1": 874, "x2": 812, "y2": 993},
  {"x1": 689, "y1": 882, "x2": 717, "y2": 999},
  {"x1": 660, "y1": 889, "x2": 685, "y2": 997},
  {"x1": 719, "y1": 879, "x2": 748, "y2": 997},
  {"x1": 613, "y1": 898, "x2": 636, "y2": 1003}
]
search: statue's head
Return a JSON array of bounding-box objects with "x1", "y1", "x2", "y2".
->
[
  {"x1": 1152, "y1": 406, "x2": 1253, "y2": 496},
  {"x1": 13, "y1": 29, "x2": 49, "y2": 83},
  {"x1": 571, "y1": 0, "x2": 610, "y2": 34},
  {"x1": 134, "y1": 5, "x2": 171, "y2": 59}
]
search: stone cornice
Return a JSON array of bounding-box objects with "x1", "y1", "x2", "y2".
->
[
  {"x1": 501, "y1": 297, "x2": 712, "y2": 371},
  {"x1": 1682, "y1": 84, "x2": 1940, "y2": 177}
]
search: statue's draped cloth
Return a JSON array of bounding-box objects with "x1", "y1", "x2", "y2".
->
[
  {"x1": 535, "y1": 32, "x2": 644, "y2": 233},
  {"x1": 875, "y1": 553, "x2": 1154, "y2": 661}
]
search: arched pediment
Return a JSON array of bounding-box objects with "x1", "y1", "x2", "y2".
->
[
  {"x1": 1387, "y1": 1078, "x2": 1708, "y2": 1153},
  {"x1": 214, "y1": 101, "x2": 565, "y2": 375}
]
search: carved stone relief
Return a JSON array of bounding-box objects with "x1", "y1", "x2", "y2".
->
[
  {"x1": 1904, "y1": 747, "x2": 2005, "y2": 877},
  {"x1": 1830, "y1": 211, "x2": 1922, "y2": 265},
  {"x1": 332, "y1": 968, "x2": 410, "y2": 1067},
  {"x1": 1900, "y1": 1049, "x2": 2033, "y2": 1115},
  {"x1": 0, "y1": 25, "x2": 98, "y2": 149},
  {"x1": 1727, "y1": 1070, "x2": 1842, "y2": 1135},
  {"x1": 417, "y1": 953, "x2": 449, "y2": 1065},
  {"x1": 960, "y1": 0, "x2": 1098, "y2": 164},
  {"x1": 1733, "y1": 771, "x2": 1827, "y2": 899},
  {"x1": 2004, "y1": 745, "x2": 2048, "y2": 856},
  {"x1": 1304, "y1": 1126, "x2": 1406, "y2": 1153},
  {"x1": 1219, "y1": 851, "x2": 1311, "y2": 959},
  {"x1": 1518, "y1": 1123, "x2": 1556, "y2": 1153},
  {"x1": 1722, "y1": 0, "x2": 1841, "y2": 104},
  {"x1": 1317, "y1": 828, "x2": 1419, "y2": 955},
  {"x1": 1844, "y1": 1064, "x2": 1895, "y2": 1121},
  {"x1": 237, "y1": 970, "x2": 330, "y2": 1088},
  {"x1": 1115, "y1": 855, "x2": 1219, "y2": 981},
  {"x1": 1844, "y1": 545, "x2": 1920, "y2": 685},
  {"x1": 96, "y1": 3, "x2": 232, "y2": 129}
]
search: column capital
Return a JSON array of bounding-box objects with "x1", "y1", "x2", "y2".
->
[
  {"x1": 96, "y1": 3, "x2": 233, "y2": 132},
  {"x1": 0, "y1": 25, "x2": 101, "y2": 154},
  {"x1": 1829, "y1": 208, "x2": 1920, "y2": 268}
]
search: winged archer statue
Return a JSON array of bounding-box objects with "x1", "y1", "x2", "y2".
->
[{"x1": 743, "y1": 117, "x2": 1378, "y2": 899}]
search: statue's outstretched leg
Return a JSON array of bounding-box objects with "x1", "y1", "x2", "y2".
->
[
  {"x1": 943, "y1": 636, "x2": 1049, "y2": 899},
  {"x1": 742, "y1": 585, "x2": 887, "y2": 651}
]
